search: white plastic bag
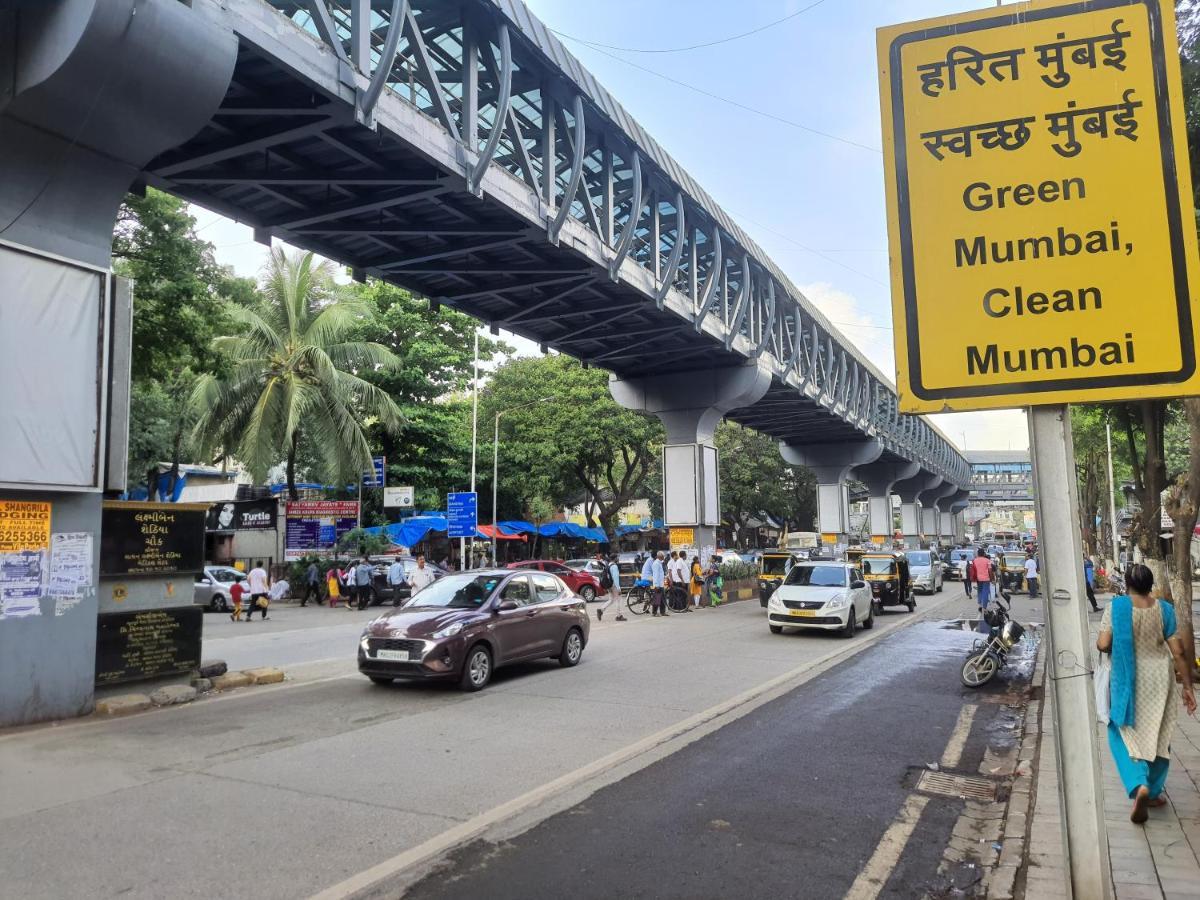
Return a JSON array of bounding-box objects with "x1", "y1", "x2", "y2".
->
[{"x1": 1094, "y1": 652, "x2": 1111, "y2": 725}]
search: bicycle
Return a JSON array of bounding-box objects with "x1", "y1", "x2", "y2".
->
[
  {"x1": 666, "y1": 584, "x2": 689, "y2": 612},
  {"x1": 625, "y1": 579, "x2": 654, "y2": 616}
]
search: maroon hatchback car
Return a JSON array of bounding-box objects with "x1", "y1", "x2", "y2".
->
[{"x1": 358, "y1": 569, "x2": 590, "y2": 691}]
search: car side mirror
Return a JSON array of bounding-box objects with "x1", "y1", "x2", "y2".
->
[
  {"x1": 851, "y1": 580, "x2": 866, "y2": 589},
  {"x1": 203, "y1": 577, "x2": 213, "y2": 585},
  {"x1": 496, "y1": 599, "x2": 519, "y2": 612}
]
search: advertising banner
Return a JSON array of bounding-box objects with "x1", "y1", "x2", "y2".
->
[
  {"x1": 206, "y1": 498, "x2": 277, "y2": 532},
  {"x1": 284, "y1": 500, "x2": 359, "y2": 560}
]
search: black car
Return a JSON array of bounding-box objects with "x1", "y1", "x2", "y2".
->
[{"x1": 366, "y1": 556, "x2": 449, "y2": 606}]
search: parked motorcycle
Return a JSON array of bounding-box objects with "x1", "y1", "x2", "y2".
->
[{"x1": 960, "y1": 591, "x2": 1026, "y2": 688}]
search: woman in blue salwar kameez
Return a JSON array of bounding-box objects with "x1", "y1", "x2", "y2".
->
[{"x1": 1097, "y1": 564, "x2": 1196, "y2": 823}]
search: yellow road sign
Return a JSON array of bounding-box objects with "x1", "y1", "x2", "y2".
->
[{"x1": 878, "y1": 0, "x2": 1200, "y2": 412}]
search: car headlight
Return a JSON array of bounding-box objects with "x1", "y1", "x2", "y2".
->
[
  {"x1": 824, "y1": 594, "x2": 848, "y2": 610},
  {"x1": 768, "y1": 594, "x2": 783, "y2": 608},
  {"x1": 432, "y1": 621, "x2": 465, "y2": 639},
  {"x1": 359, "y1": 635, "x2": 370, "y2": 651}
]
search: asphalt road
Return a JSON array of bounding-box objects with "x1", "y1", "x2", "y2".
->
[
  {"x1": 397, "y1": 616, "x2": 1038, "y2": 900},
  {"x1": 0, "y1": 589, "x2": 1041, "y2": 900}
]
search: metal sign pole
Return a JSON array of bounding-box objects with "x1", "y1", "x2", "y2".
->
[{"x1": 1028, "y1": 404, "x2": 1110, "y2": 900}]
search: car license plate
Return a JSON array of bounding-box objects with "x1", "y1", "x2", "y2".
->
[
  {"x1": 789, "y1": 609, "x2": 816, "y2": 617},
  {"x1": 376, "y1": 649, "x2": 410, "y2": 661}
]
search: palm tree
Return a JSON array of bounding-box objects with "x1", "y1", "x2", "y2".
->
[{"x1": 192, "y1": 248, "x2": 404, "y2": 499}]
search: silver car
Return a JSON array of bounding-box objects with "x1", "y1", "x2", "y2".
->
[
  {"x1": 904, "y1": 550, "x2": 944, "y2": 594},
  {"x1": 194, "y1": 565, "x2": 246, "y2": 612}
]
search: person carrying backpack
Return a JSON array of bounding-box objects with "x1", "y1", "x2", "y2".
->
[{"x1": 596, "y1": 554, "x2": 625, "y2": 622}]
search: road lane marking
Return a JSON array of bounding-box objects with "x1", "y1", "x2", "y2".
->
[
  {"x1": 844, "y1": 795, "x2": 930, "y2": 900},
  {"x1": 940, "y1": 704, "x2": 978, "y2": 769},
  {"x1": 308, "y1": 593, "x2": 959, "y2": 900}
]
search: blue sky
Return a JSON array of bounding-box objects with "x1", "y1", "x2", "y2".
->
[{"x1": 198, "y1": 0, "x2": 1029, "y2": 450}]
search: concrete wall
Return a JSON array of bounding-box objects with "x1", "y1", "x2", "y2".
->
[{"x1": 0, "y1": 491, "x2": 101, "y2": 725}]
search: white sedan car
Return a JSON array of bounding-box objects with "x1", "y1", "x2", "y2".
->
[{"x1": 766, "y1": 562, "x2": 873, "y2": 637}]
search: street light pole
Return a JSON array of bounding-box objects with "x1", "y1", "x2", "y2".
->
[
  {"x1": 1106, "y1": 422, "x2": 1120, "y2": 568},
  {"x1": 465, "y1": 330, "x2": 479, "y2": 571},
  {"x1": 492, "y1": 396, "x2": 552, "y2": 565}
]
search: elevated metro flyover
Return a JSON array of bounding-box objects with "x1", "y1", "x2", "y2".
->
[{"x1": 7, "y1": 0, "x2": 971, "y2": 548}]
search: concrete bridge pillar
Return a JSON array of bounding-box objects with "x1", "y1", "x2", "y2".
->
[
  {"x1": 937, "y1": 488, "x2": 971, "y2": 543},
  {"x1": 0, "y1": 0, "x2": 235, "y2": 727},
  {"x1": 610, "y1": 361, "x2": 772, "y2": 557},
  {"x1": 925, "y1": 482, "x2": 959, "y2": 548},
  {"x1": 780, "y1": 440, "x2": 883, "y2": 549},
  {"x1": 854, "y1": 460, "x2": 920, "y2": 548},
  {"x1": 894, "y1": 471, "x2": 943, "y2": 550}
]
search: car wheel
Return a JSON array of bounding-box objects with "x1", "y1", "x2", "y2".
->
[
  {"x1": 906, "y1": 596, "x2": 916, "y2": 613},
  {"x1": 841, "y1": 607, "x2": 856, "y2": 638},
  {"x1": 863, "y1": 603, "x2": 874, "y2": 629},
  {"x1": 579, "y1": 585, "x2": 596, "y2": 602},
  {"x1": 368, "y1": 676, "x2": 393, "y2": 686},
  {"x1": 459, "y1": 645, "x2": 492, "y2": 692},
  {"x1": 558, "y1": 628, "x2": 584, "y2": 667},
  {"x1": 769, "y1": 624, "x2": 783, "y2": 634},
  {"x1": 211, "y1": 594, "x2": 227, "y2": 613},
  {"x1": 872, "y1": 599, "x2": 884, "y2": 616}
]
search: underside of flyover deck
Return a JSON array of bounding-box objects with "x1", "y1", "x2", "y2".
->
[{"x1": 140, "y1": 0, "x2": 966, "y2": 488}]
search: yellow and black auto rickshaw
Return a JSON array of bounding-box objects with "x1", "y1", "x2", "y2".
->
[
  {"x1": 998, "y1": 552, "x2": 1027, "y2": 592},
  {"x1": 758, "y1": 551, "x2": 798, "y2": 607},
  {"x1": 860, "y1": 552, "x2": 915, "y2": 614}
]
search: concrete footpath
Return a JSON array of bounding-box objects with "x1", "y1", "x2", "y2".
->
[{"x1": 1012, "y1": 597, "x2": 1200, "y2": 900}]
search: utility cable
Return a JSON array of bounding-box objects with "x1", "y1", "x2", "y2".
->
[
  {"x1": 550, "y1": 0, "x2": 829, "y2": 54},
  {"x1": 569, "y1": 40, "x2": 881, "y2": 154}
]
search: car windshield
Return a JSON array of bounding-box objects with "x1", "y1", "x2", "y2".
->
[
  {"x1": 951, "y1": 550, "x2": 973, "y2": 562},
  {"x1": 404, "y1": 574, "x2": 501, "y2": 608},
  {"x1": 907, "y1": 551, "x2": 931, "y2": 566},
  {"x1": 862, "y1": 557, "x2": 896, "y2": 575},
  {"x1": 785, "y1": 565, "x2": 847, "y2": 587},
  {"x1": 760, "y1": 555, "x2": 792, "y2": 576},
  {"x1": 1004, "y1": 555, "x2": 1027, "y2": 567},
  {"x1": 209, "y1": 567, "x2": 243, "y2": 582},
  {"x1": 564, "y1": 560, "x2": 590, "y2": 570}
]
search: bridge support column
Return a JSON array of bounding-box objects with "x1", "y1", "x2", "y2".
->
[
  {"x1": 894, "y1": 472, "x2": 943, "y2": 550},
  {"x1": 610, "y1": 362, "x2": 772, "y2": 556},
  {"x1": 937, "y1": 489, "x2": 971, "y2": 544},
  {"x1": 780, "y1": 441, "x2": 883, "y2": 549},
  {"x1": 925, "y1": 483, "x2": 959, "y2": 548},
  {"x1": 0, "y1": 0, "x2": 235, "y2": 728},
  {"x1": 854, "y1": 461, "x2": 920, "y2": 548}
]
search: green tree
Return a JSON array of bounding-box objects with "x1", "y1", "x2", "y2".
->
[
  {"x1": 192, "y1": 248, "x2": 404, "y2": 499},
  {"x1": 480, "y1": 355, "x2": 663, "y2": 536},
  {"x1": 346, "y1": 281, "x2": 508, "y2": 512}
]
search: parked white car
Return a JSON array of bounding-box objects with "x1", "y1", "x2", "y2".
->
[
  {"x1": 194, "y1": 565, "x2": 246, "y2": 613},
  {"x1": 766, "y1": 562, "x2": 873, "y2": 637},
  {"x1": 904, "y1": 549, "x2": 944, "y2": 594}
]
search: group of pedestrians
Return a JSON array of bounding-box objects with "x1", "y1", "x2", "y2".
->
[
  {"x1": 302, "y1": 554, "x2": 436, "y2": 610},
  {"x1": 229, "y1": 560, "x2": 271, "y2": 622},
  {"x1": 591, "y1": 549, "x2": 725, "y2": 622},
  {"x1": 957, "y1": 545, "x2": 1104, "y2": 613}
]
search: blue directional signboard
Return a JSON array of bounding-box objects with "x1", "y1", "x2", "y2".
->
[
  {"x1": 446, "y1": 492, "x2": 478, "y2": 539},
  {"x1": 362, "y1": 456, "x2": 385, "y2": 487}
]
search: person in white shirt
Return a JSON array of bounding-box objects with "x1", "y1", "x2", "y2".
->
[
  {"x1": 386, "y1": 558, "x2": 408, "y2": 607},
  {"x1": 651, "y1": 552, "x2": 667, "y2": 616},
  {"x1": 1024, "y1": 555, "x2": 1040, "y2": 598},
  {"x1": 408, "y1": 554, "x2": 436, "y2": 596},
  {"x1": 268, "y1": 578, "x2": 290, "y2": 602},
  {"x1": 246, "y1": 561, "x2": 270, "y2": 621}
]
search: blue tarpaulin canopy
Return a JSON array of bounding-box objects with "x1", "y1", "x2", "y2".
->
[
  {"x1": 365, "y1": 518, "x2": 608, "y2": 545},
  {"x1": 614, "y1": 519, "x2": 665, "y2": 537}
]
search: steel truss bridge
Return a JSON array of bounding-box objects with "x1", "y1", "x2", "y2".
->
[{"x1": 143, "y1": 0, "x2": 969, "y2": 488}]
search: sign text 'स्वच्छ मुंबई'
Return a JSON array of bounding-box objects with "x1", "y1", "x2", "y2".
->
[{"x1": 878, "y1": 0, "x2": 1200, "y2": 412}]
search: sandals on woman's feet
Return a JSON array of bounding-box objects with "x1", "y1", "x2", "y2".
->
[{"x1": 1131, "y1": 787, "x2": 1151, "y2": 824}]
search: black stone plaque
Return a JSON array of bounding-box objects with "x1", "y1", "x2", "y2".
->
[
  {"x1": 100, "y1": 501, "x2": 206, "y2": 576},
  {"x1": 95, "y1": 607, "x2": 203, "y2": 685}
]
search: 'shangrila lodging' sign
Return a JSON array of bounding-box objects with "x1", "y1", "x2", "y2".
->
[{"x1": 878, "y1": 0, "x2": 1200, "y2": 412}]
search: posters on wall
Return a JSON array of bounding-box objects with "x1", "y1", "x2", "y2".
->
[
  {"x1": 48, "y1": 532, "x2": 93, "y2": 616},
  {"x1": 205, "y1": 498, "x2": 277, "y2": 532},
  {"x1": 0, "y1": 500, "x2": 51, "y2": 620}
]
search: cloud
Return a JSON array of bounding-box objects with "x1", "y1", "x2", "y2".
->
[
  {"x1": 929, "y1": 409, "x2": 1030, "y2": 452},
  {"x1": 797, "y1": 281, "x2": 895, "y2": 378}
]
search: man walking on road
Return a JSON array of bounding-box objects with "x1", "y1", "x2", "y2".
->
[
  {"x1": 302, "y1": 560, "x2": 321, "y2": 606},
  {"x1": 1024, "y1": 553, "x2": 1040, "y2": 598},
  {"x1": 386, "y1": 557, "x2": 408, "y2": 607},
  {"x1": 409, "y1": 554, "x2": 436, "y2": 597},
  {"x1": 1084, "y1": 556, "x2": 1101, "y2": 611},
  {"x1": 596, "y1": 554, "x2": 625, "y2": 622},
  {"x1": 970, "y1": 548, "x2": 993, "y2": 612},
  {"x1": 651, "y1": 551, "x2": 667, "y2": 617},
  {"x1": 353, "y1": 556, "x2": 374, "y2": 610},
  {"x1": 246, "y1": 560, "x2": 270, "y2": 620}
]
